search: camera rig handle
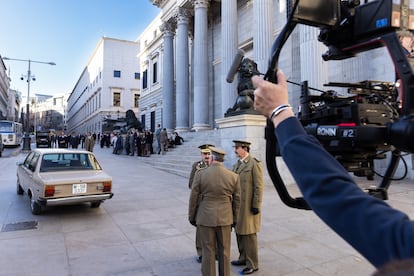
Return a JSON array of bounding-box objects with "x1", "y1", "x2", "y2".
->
[{"x1": 264, "y1": 11, "x2": 311, "y2": 210}]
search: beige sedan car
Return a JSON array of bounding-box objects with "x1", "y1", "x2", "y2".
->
[{"x1": 16, "y1": 148, "x2": 113, "y2": 214}]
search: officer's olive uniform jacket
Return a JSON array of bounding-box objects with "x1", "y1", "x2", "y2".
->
[
  {"x1": 188, "y1": 160, "x2": 208, "y2": 189},
  {"x1": 233, "y1": 154, "x2": 264, "y2": 235},
  {"x1": 188, "y1": 163, "x2": 241, "y2": 227}
]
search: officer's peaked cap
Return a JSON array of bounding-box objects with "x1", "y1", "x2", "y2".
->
[{"x1": 232, "y1": 140, "x2": 251, "y2": 148}]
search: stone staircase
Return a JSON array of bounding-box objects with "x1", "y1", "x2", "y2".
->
[
  {"x1": 140, "y1": 129, "x2": 296, "y2": 188},
  {"x1": 140, "y1": 130, "x2": 223, "y2": 178}
]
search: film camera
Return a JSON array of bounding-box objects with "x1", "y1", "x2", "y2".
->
[{"x1": 228, "y1": 0, "x2": 414, "y2": 209}]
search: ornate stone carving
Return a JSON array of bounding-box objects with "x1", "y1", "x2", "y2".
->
[{"x1": 160, "y1": 21, "x2": 176, "y2": 36}]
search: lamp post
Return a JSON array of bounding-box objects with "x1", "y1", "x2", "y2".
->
[{"x1": 3, "y1": 57, "x2": 56, "y2": 151}]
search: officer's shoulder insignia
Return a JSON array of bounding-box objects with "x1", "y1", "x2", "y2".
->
[{"x1": 196, "y1": 162, "x2": 207, "y2": 170}]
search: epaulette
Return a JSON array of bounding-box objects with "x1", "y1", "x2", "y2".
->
[{"x1": 196, "y1": 161, "x2": 207, "y2": 170}]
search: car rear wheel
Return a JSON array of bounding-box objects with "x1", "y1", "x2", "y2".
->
[
  {"x1": 90, "y1": 202, "x2": 101, "y2": 208},
  {"x1": 16, "y1": 179, "x2": 24, "y2": 195},
  {"x1": 30, "y1": 199, "x2": 42, "y2": 215}
]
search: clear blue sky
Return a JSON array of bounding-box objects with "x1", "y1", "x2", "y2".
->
[{"x1": 1, "y1": 0, "x2": 160, "y2": 97}]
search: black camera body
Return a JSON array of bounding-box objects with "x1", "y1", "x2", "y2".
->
[
  {"x1": 311, "y1": 0, "x2": 414, "y2": 61},
  {"x1": 298, "y1": 80, "x2": 399, "y2": 178}
]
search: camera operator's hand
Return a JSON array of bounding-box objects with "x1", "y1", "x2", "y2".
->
[{"x1": 252, "y1": 70, "x2": 295, "y2": 127}]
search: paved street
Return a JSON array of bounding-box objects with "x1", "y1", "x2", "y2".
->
[{"x1": 1, "y1": 145, "x2": 414, "y2": 275}]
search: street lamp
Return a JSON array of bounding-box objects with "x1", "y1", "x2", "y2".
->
[{"x1": 3, "y1": 57, "x2": 56, "y2": 151}]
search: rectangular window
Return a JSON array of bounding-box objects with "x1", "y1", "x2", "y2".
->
[
  {"x1": 114, "y1": 70, "x2": 121, "y2": 78},
  {"x1": 152, "y1": 62, "x2": 158, "y2": 83},
  {"x1": 142, "y1": 69, "x2": 148, "y2": 89},
  {"x1": 134, "y1": 94, "x2": 140, "y2": 108},
  {"x1": 134, "y1": 72, "x2": 140, "y2": 79},
  {"x1": 113, "y1": 92, "x2": 121, "y2": 107},
  {"x1": 150, "y1": 111, "x2": 155, "y2": 132},
  {"x1": 141, "y1": 114, "x2": 145, "y2": 130}
]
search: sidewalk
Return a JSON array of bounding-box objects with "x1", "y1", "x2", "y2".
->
[
  {"x1": 2, "y1": 145, "x2": 414, "y2": 275},
  {"x1": 91, "y1": 146, "x2": 376, "y2": 275}
]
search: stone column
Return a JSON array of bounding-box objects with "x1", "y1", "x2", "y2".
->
[
  {"x1": 253, "y1": 0, "x2": 274, "y2": 74},
  {"x1": 221, "y1": 0, "x2": 238, "y2": 117},
  {"x1": 175, "y1": 8, "x2": 191, "y2": 131},
  {"x1": 300, "y1": 25, "x2": 328, "y2": 92},
  {"x1": 160, "y1": 21, "x2": 175, "y2": 130},
  {"x1": 192, "y1": 0, "x2": 210, "y2": 130}
]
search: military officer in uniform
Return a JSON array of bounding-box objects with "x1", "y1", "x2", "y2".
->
[
  {"x1": 231, "y1": 140, "x2": 264, "y2": 275},
  {"x1": 188, "y1": 143, "x2": 215, "y2": 263},
  {"x1": 189, "y1": 146, "x2": 241, "y2": 276},
  {"x1": 189, "y1": 144, "x2": 215, "y2": 189}
]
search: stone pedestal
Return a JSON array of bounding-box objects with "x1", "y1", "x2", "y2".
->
[{"x1": 215, "y1": 114, "x2": 296, "y2": 186}]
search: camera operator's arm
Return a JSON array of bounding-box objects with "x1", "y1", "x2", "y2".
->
[{"x1": 252, "y1": 72, "x2": 414, "y2": 268}]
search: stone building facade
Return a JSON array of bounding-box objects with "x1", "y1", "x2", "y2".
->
[
  {"x1": 145, "y1": 0, "x2": 396, "y2": 132},
  {"x1": 0, "y1": 57, "x2": 11, "y2": 120},
  {"x1": 66, "y1": 37, "x2": 141, "y2": 135}
]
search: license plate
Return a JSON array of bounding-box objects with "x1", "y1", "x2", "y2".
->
[{"x1": 73, "y1": 183, "x2": 87, "y2": 194}]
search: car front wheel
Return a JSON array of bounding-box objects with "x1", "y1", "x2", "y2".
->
[{"x1": 30, "y1": 199, "x2": 42, "y2": 215}]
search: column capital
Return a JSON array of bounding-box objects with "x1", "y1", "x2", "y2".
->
[
  {"x1": 177, "y1": 8, "x2": 192, "y2": 25},
  {"x1": 160, "y1": 21, "x2": 176, "y2": 36},
  {"x1": 192, "y1": 0, "x2": 210, "y2": 9}
]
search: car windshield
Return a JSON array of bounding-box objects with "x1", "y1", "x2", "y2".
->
[
  {"x1": 39, "y1": 153, "x2": 102, "y2": 172},
  {"x1": 0, "y1": 121, "x2": 12, "y2": 131}
]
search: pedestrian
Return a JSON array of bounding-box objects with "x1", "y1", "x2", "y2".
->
[
  {"x1": 231, "y1": 140, "x2": 264, "y2": 275},
  {"x1": 140, "y1": 133, "x2": 147, "y2": 157},
  {"x1": 51, "y1": 133, "x2": 57, "y2": 148},
  {"x1": 84, "y1": 132, "x2": 95, "y2": 152},
  {"x1": 129, "y1": 131, "x2": 136, "y2": 156},
  {"x1": 70, "y1": 132, "x2": 80, "y2": 149},
  {"x1": 188, "y1": 143, "x2": 215, "y2": 263},
  {"x1": 58, "y1": 131, "x2": 68, "y2": 148},
  {"x1": 145, "y1": 130, "x2": 152, "y2": 157},
  {"x1": 113, "y1": 133, "x2": 123, "y2": 155},
  {"x1": 155, "y1": 123, "x2": 162, "y2": 154},
  {"x1": 189, "y1": 146, "x2": 241, "y2": 276},
  {"x1": 160, "y1": 128, "x2": 168, "y2": 155},
  {"x1": 252, "y1": 70, "x2": 414, "y2": 272},
  {"x1": 173, "y1": 132, "x2": 184, "y2": 146},
  {"x1": 81, "y1": 134, "x2": 85, "y2": 148}
]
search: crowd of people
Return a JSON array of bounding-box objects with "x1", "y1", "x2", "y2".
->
[
  {"x1": 47, "y1": 131, "x2": 96, "y2": 151},
  {"x1": 45, "y1": 128, "x2": 184, "y2": 157},
  {"x1": 109, "y1": 127, "x2": 185, "y2": 157}
]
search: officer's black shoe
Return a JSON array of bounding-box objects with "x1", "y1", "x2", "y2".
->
[
  {"x1": 231, "y1": 260, "x2": 246, "y2": 266},
  {"x1": 196, "y1": 256, "x2": 202, "y2": 263},
  {"x1": 241, "y1": 267, "x2": 259, "y2": 275}
]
